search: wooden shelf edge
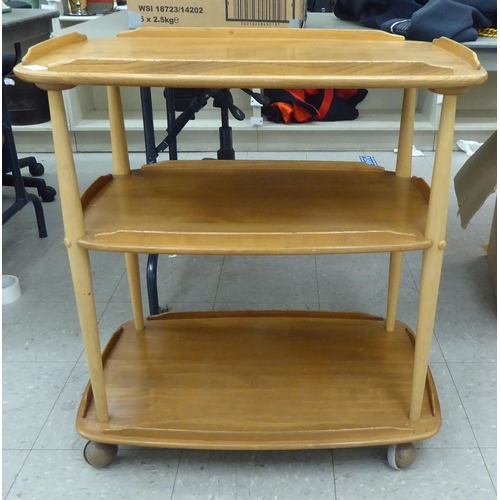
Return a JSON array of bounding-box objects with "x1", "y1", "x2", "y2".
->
[
  {"x1": 76, "y1": 311, "x2": 441, "y2": 450},
  {"x1": 78, "y1": 231, "x2": 432, "y2": 255},
  {"x1": 78, "y1": 161, "x2": 431, "y2": 255},
  {"x1": 22, "y1": 32, "x2": 87, "y2": 66}
]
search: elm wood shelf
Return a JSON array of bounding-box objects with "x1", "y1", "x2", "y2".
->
[
  {"x1": 15, "y1": 28, "x2": 487, "y2": 92},
  {"x1": 77, "y1": 311, "x2": 441, "y2": 450},
  {"x1": 79, "y1": 160, "x2": 431, "y2": 255},
  {"x1": 13, "y1": 27, "x2": 487, "y2": 468}
]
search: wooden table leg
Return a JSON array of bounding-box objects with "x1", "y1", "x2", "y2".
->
[
  {"x1": 107, "y1": 86, "x2": 144, "y2": 330},
  {"x1": 410, "y1": 94, "x2": 457, "y2": 421},
  {"x1": 386, "y1": 89, "x2": 417, "y2": 331},
  {"x1": 48, "y1": 89, "x2": 109, "y2": 423},
  {"x1": 107, "y1": 86, "x2": 130, "y2": 175},
  {"x1": 125, "y1": 253, "x2": 144, "y2": 331},
  {"x1": 386, "y1": 251, "x2": 404, "y2": 332}
]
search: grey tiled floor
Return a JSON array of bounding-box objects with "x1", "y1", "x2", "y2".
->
[{"x1": 2, "y1": 150, "x2": 497, "y2": 499}]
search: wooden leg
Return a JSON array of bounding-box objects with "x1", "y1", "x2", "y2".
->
[
  {"x1": 48, "y1": 90, "x2": 109, "y2": 423},
  {"x1": 125, "y1": 253, "x2": 144, "y2": 331},
  {"x1": 386, "y1": 251, "x2": 403, "y2": 332},
  {"x1": 395, "y1": 88, "x2": 417, "y2": 179},
  {"x1": 410, "y1": 94, "x2": 457, "y2": 421},
  {"x1": 107, "y1": 86, "x2": 130, "y2": 176},
  {"x1": 108, "y1": 89, "x2": 143, "y2": 328},
  {"x1": 68, "y1": 246, "x2": 110, "y2": 422},
  {"x1": 386, "y1": 89, "x2": 417, "y2": 331}
]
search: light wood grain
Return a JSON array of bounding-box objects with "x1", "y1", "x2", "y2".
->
[
  {"x1": 395, "y1": 88, "x2": 417, "y2": 178},
  {"x1": 48, "y1": 90, "x2": 109, "y2": 423},
  {"x1": 386, "y1": 88, "x2": 418, "y2": 331},
  {"x1": 107, "y1": 86, "x2": 130, "y2": 175},
  {"x1": 432, "y1": 37, "x2": 481, "y2": 70},
  {"x1": 410, "y1": 94, "x2": 457, "y2": 421},
  {"x1": 22, "y1": 32, "x2": 87, "y2": 65},
  {"x1": 386, "y1": 252, "x2": 403, "y2": 332},
  {"x1": 14, "y1": 28, "x2": 487, "y2": 91},
  {"x1": 118, "y1": 27, "x2": 404, "y2": 41},
  {"x1": 17, "y1": 26, "x2": 486, "y2": 453},
  {"x1": 77, "y1": 161, "x2": 431, "y2": 255},
  {"x1": 76, "y1": 311, "x2": 441, "y2": 449},
  {"x1": 125, "y1": 253, "x2": 144, "y2": 331}
]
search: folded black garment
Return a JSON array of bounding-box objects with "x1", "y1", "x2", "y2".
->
[{"x1": 333, "y1": 0, "x2": 496, "y2": 42}]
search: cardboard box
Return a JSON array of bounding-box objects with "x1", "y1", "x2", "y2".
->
[
  {"x1": 127, "y1": 0, "x2": 307, "y2": 29},
  {"x1": 454, "y1": 131, "x2": 497, "y2": 294}
]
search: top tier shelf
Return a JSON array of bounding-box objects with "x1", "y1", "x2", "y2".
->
[{"x1": 15, "y1": 27, "x2": 487, "y2": 91}]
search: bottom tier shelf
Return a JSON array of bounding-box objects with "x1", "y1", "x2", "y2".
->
[{"x1": 77, "y1": 311, "x2": 441, "y2": 450}]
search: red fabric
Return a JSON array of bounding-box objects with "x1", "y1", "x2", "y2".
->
[
  {"x1": 270, "y1": 102, "x2": 294, "y2": 124},
  {"x1": 316, "y1": 89, "x2": 334, "y2": 120}
]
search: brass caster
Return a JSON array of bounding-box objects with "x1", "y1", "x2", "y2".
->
[
  {"x1": 387, "y1": 442, "x2": 417, "y2": 470},
  {"x1": 83, "y1": 441, "x2": 118, "y2": 468}
]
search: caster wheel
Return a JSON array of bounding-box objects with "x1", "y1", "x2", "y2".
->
[
  {"x1": 387, "y1": 443, "x2": 417, "y2": 470},
  {"x1": 29, "y1": 163, "x2": 45, "y2": 176},
  {"x1": 83, "y1": 441, "x2": 118, "y2": 468},
  {"x1": 40, "y1": 186, "x2": 57, "y2": 203}
]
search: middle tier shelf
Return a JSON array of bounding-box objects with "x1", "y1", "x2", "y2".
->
[{"x1": 79, "y1": 160, "x2": 431, "y2": 255}]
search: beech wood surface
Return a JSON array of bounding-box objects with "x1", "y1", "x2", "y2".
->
[
  {"x1": 15, "y1": 26, "x2": 486, "y2": 451},
  {"x1": 76, "y1": 311, "x2": 441, "y2": 449},
  {"x1": 410, "y1": 94, "x2": 457, "y2": 421},
  {"x1": 77, "y1": 161, "x2": 431, "y2": 255},
  {"x1": 48, "y1": 90, "x2": 109, "y2": 423},
  {"x1": 15, "y1": 28, "x2": 487, "y2": 91},
  {"x1": 386, "y1": 88, "x2": 417, "y2": 331}
]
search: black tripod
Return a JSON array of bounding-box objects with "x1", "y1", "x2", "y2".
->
[{"x1": 140, "y1": 87, "x2": 269, "y2": 315}]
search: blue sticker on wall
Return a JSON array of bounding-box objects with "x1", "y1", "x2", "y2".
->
[{"x1": 359, "y1": 155, "x2": 378, "y2": 166}]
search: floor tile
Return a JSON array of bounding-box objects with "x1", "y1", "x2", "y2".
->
[
  {"x1": 333, "y1": 447, "x2": 496, "y2": 500},
  {"x1": 2, "y1": 300, "x2": 106, "y2": 363},
  {"x1": 216, "y1": 255, "x2": 319, "y2": 305},
  {"x1": 172, "y1": 449, "x2": 335, "y2": 500},
  {"x1": 246, "y1": 151, "x2": 308, "y2": 160},
  {"x1": 19, "y1": 240, "x2": 125, "y2": 304},
  {"x1": 2, "y1": 362, "x2": 74, "y2": 449},
  {"x1": 422, "y1": 363, "x2": 477, "y2": 448},
  {"x1": 172, "y1": 450, "x2": 238, "y2": 500},
  {"x1": 112, "y1": 254, "x2": 223, "y2": 308},
  {"x1": 5, "y1": 449, "x2": 181, "y2": 500},
  {"x1": 179, "y1": 152, "x2": 248, "y2": 160},
  {"x1": 214, "y1": 301, "x2": 320, "y2": 311},
  {"x1": 481, "y1": 448, "x2": 497, "y2": 491},
  {"x1": 317, "y1": 253, "x2": 419, "y2": 308},
  {"x1": 236, "y1": 450, "x2": 335, "y2": 500},
  {"x1": 448, "y1": 362, "x2": 497, "y2": 448},
  {"x1": 471, "y1": 222, "x2": 496, "y2": 247},
  {"x1": 2, "y1": 450, "x2": 29, "y2": 500},
  {"x1": 305, "y1": 151, "x2": 364, "y2": 162},
  {"x1": 33, "y1": 363, "x2": 90, "y2": 450},
  {"x1": 2, "y1": 202, "x2": 63, "y2": 280},
  {"x1": 433, "y1": 301, "x2": 497, "y2": 363}
]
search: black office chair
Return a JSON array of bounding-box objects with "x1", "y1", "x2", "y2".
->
[{"x1": 2, "y1": 35, "x2": 57, "y2": 236}]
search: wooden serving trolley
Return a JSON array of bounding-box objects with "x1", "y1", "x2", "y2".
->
[{"x1": 15, "y1": 28, "x2": 487, "y2": 470}]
